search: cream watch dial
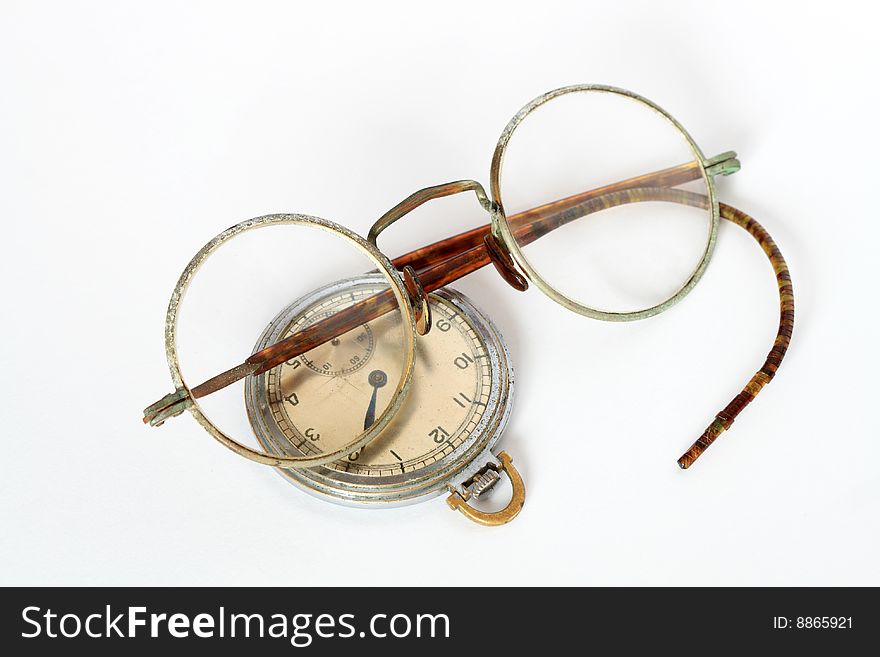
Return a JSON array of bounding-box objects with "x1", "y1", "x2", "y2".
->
[{"x1": 245, "y1": 275, "x2": 512, "y2": 507}]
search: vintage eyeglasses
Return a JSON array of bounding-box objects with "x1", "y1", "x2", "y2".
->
[{"x1": 144, "y1": 85, "x2": 793, "y2": 470}]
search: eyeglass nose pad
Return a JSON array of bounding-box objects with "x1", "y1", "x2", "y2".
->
[
  {"x1": 484, "y1": 233, "x2": 529, "y2": 292},
  {"x1": 402, "y1": 265, "x2": 432, "y2": 335}
]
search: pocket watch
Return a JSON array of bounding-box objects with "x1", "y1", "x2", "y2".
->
[{"x1": 244, "y1": 274, "x2": 525, "y2": 525}]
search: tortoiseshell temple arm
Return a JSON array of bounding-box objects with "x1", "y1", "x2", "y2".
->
[
  {"x1": 676, "y1": 203, "x2": 794, "y2": 468},
  {"x1": 390, "y1": 158, "x2": 717, "y2": 273}
]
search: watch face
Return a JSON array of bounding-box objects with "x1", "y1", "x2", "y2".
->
[{"x1": 246, "y1": 277, "x2": 512, "y2": 506}]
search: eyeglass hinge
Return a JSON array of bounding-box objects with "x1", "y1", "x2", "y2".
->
[
  {"x1": 704, "y1": 151, "x2": 741, "y2": 177},
  {"x1": 143, "y1": 387, "x2": 192, "y2": 427}
]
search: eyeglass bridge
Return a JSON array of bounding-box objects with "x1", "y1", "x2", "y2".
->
[{"x1": 368, "y1": 179, "x2": 530, "y2": 321}]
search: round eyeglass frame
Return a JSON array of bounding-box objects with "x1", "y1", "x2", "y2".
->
[
  {"x1": 488, "y1": 84, "x2": 720, "y2": 322},
  {"x1": 162, "y1": 213, "x2": 418, "y2": 468}
]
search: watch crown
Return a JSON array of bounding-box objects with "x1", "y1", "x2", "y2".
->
[{"x1": 470, "y1": 468, "x2": 502, "y2": 499}]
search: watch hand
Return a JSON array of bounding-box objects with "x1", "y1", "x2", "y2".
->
[{"x1": 363, "y1": 369, "x2": 388, "y2": 430}]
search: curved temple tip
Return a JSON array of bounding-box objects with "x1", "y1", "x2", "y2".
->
[
  {"x1": 676, "y1": 418, "x2": 728, "y2": 470},
  {"x1": 677, "y1": 444, "x2": 702, "y2": 470},
  {"x1": 143, "y1": 388, "x2": 191, "y2": 427}
]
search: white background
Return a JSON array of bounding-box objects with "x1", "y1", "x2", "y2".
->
[{"x1": 2, "y1": 0, "x2": 877, "y2": 586}]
